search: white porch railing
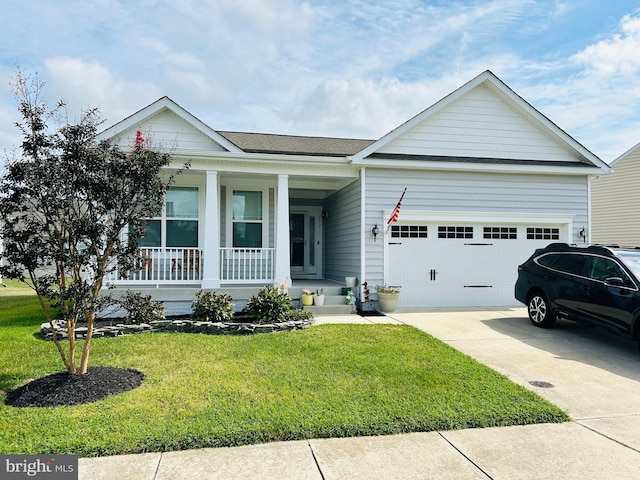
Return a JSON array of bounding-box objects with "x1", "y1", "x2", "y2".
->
[
  {"x1": 105, "y1": 248, "x2": 203, "y2": 285},
  {"x1": 104, "y1": 247, "x2": 277, "y2": 285},
  {"x1": 220, "y1": 248, "x2": 275, "y2": 283}
]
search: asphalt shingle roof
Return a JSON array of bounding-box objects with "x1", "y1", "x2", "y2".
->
[{"x1": 217, "y1": 131, "x2": 375, "y2": 157}]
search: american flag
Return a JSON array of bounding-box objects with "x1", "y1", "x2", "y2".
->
[{"x1": 387, "y1": 187, "x2": 407, "y2": 226}]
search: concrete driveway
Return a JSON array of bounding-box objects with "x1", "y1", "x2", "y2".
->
[
  {"x1": 390, "y1": 307, "x2": 640, "y2": 478},
  {"x1": 392, "y1": 307, "x2": 640, "y2": 419}
]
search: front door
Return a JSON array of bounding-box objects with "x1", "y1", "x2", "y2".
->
[{"x1": 290, "y1": 208, "x2": 323, "y2": 278}]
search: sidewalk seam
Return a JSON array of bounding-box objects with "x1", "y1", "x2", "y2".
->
[
  {"x1": 438, "y1": 432, "x2": 494, "y2": 480},
  {"x1": 307, "y1": 440, "x2": 326, "y2": 480},
  {"x1": 574, "y1": 420, "x2": 640, "y2": 454},
  {"x1": 152, "y1": 452, "x2": 163, "y2": 480}
]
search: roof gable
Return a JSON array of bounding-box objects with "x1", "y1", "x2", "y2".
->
[
  {"x1": 353, "y1": 71, "x2": 609, "y2": 172},
  {"x1": 609, "y1": 141, "x2": 640, "y2": 167},
  {"x1": 97, "y1": 97, "x2": 243, "y2": 153}
]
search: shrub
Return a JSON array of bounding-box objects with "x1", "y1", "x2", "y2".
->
[
  {"x1": 120, "y1": 290, "x2": 166, "y2": 325},
  {"x1": 191, "y1": 291, "x2": 235, "y2": 322},
  {"x1": 244, "y1": 285, "x2": 292, "y2": 324},
  {"x1": 286, "y1": 309, "x2": 314, "y2": 322}
]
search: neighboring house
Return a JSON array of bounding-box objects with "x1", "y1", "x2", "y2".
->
[
  {"x1": 591, "y1": 142, "x2": 640, "y2": 245},
  {"x1": 98, "y1": 70, "x2": 610, "y2": 309}
]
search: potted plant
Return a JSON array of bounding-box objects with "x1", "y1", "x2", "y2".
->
[
  {"x1": 345, "y1": 290, "x2": 356, "y2": 305},
  {"x1": 314, "y1": 289, "x2": 325, "y2": 306},
  {"x1": 375, "y1": 284, "x2": 401, "y2": 312},
  {"x1": 301, "y1": 288, "x2": 314, "y2": 307}
]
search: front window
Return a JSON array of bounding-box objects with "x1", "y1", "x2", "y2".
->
[
  {"x1": 166, "y1": 187, "x2": 199, "y2": 247},
  {"x1": 137, "y1": 186, "x2": 199, "y2": 247},
  {"x1": 232, "y1": 190, "x2": 263, "y2": 248}
]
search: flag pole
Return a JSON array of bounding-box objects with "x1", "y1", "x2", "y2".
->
[{"x1": 386, "y1": 187, "x2": 407, "y2": 232}]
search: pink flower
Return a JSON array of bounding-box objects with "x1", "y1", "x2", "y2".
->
[{"x1": 135, "y1": 130, "x2": 145, "y2": 148}]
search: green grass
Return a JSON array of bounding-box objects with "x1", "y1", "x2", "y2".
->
[{"x1": 0, "y1": 290, "x2": 570, "y2": 457}]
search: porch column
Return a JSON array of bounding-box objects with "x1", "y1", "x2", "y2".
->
[
  {"x1": 201, "y1": 170, "x2": 220, "y2": 288},
  {"x1": 275, "y1": 174, "x2": 291, "y2": 287}
]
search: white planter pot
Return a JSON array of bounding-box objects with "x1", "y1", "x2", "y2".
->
[
  {"x1": 377, "y1": 291, "x2": 400, "y2": 312},
  {"x1": 345, "y1": 277, "x2": 357, "y2": 287},
  {"x1": 314, "y1": 295, "x2": 325, "y2": 306}
]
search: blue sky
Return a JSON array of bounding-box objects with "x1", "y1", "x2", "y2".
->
[{"x1": 2, "y1": 0, "x2": 640, "y2": 163}]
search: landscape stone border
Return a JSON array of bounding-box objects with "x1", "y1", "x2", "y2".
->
[{"x1": 40, "y1": 317, "x2": 315, "y2": 341}]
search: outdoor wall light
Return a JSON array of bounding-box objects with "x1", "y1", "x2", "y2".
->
[
  {"x1": 371, "y1": 224, "x2": 379, "y2": 242},
  {"x1": 579, "y1": 227, "x2": 588, "y2": 243}
]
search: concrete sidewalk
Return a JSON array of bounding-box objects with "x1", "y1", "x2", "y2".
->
[{"x1": 79, "y1": 309, "x2": 640, "y2": 479}]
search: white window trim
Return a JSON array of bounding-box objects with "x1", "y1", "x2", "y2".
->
[{"x1": 226, "y1": 184, "x2": 269, "y2": 249}]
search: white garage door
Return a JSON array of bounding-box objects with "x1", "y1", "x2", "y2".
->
[{"x1": 387, "y1": 223, "x2": 565, "y2": 308}]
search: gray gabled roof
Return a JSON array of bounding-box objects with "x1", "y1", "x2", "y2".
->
[{"x1": 217, "y1": 131, "x2": 374, "y2": 157}]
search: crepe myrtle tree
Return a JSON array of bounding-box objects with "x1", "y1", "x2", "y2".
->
[{"x1": 0, "y1": 71, "x2": 186, "y2": 374}]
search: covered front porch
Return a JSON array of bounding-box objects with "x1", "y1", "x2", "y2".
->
[
  {"x1": 106, "y1": 279, "x2": 357, "y2": 316},
  {"x1": 104, "y1": 162, "x2": 362, "y2": 289}
]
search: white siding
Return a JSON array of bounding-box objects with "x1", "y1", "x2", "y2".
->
[
  {"x1": 364, "y1": 169, "x2": 588, "y2": 288},
  {"x1": 377, "y1": 85, "x2": 578, "y2": 162},
  {"x1": 114, "y1": 110, "x2": 228, "y2": 152},
  {"x1": 592, "y1": 146, "x2": 640, "y2": 244}
]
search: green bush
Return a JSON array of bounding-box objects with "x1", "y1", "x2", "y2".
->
[
  {"x1": 244, "y1": 285, "x2": 292, "y2": 324},
  {"x1": 286, "y1": 308, "x2": 314, "y2": 322},
  {"x1": 120, "y1": 290, "x2": 166, "y2": 325},
  {"x1": 191, "y1": 291, "x2": 235, "y2": 322}
]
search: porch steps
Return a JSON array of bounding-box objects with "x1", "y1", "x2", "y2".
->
[{"x1": 303, "y1": 294, "x2": 356, "y2": 316}]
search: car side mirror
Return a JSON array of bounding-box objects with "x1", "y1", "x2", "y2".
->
[{"x1": 604, "y1": 277, "x2": 625, "y2": 287}]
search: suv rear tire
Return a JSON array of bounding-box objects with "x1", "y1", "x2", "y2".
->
[{"x1": 527, "y1": 292, "x2": 556, "y2": 328}]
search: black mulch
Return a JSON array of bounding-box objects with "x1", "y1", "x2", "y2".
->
[
  {"x1": 357, "y1": 309, "x2": 387, "y2": 317},
  {"x1": 5, "y1": 367, "x2": 144, "y2": 408}
]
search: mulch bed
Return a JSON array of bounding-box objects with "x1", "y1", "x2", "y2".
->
[
  {"x1": 5, "y1": 367, "x2": 144, "y2": 408},
  {"x1": 11, "y1": 313, "x2": 309, "y2": 408}
]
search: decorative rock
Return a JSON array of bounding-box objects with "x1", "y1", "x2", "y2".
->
[{"x1": 40, "y1": 315, "x2": 314, "y2": 340}]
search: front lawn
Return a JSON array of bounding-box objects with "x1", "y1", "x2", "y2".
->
[{"x1": 0, "y1": 289, "x2": 569, "y2": 457}]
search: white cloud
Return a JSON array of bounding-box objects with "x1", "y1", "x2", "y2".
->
[
  {"x1": 2, "y1": 1, "x2": 640, "y2": 163},
  {"x1": 572, "y1": 14, "x2": 640, "y2": 76},
  {"x1": 43, "y1": 57, "x2": 162, "y2": 127}
]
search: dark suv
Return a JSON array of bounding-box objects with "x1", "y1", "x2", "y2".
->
[{"x1": 515, "y1": 243, "x2": 640, "y2": 349}]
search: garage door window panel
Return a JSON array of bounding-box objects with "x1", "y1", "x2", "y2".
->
[
  {"x1": 438, "y1": 226, "x2": 473, "y2": 239},
  {"x1": 527, "y1": 227, "x2": 559, "y2": 240},
  {"x1": 391, "y1": 225, "x2": 428, "y2": 238},
  {"x1": 484, "y1": 227, "x2": 517, "y2": 239}
]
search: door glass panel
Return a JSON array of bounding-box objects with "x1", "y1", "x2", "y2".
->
[
  {"x1": 290, "y1": 213, "x2": 304, "y2": 268},
  {"x1": 309, "y1": 216, "x2": 315, "y2": 267}
]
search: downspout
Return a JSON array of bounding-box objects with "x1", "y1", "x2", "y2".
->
[
  {"x1": 586, "y1": 175, "x2": 598, "y2": 244},
  {"x1": 359, "y1": 167, "x2": 366, "y2": 301}
]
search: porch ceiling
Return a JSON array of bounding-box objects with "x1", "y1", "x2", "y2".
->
[{"x1": 220, "y1": 172, "x2": 357, "y2": 195}]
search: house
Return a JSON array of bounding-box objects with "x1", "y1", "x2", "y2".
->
[
  {"x1": 98, "y1": 70, "x2": 610, "y2": 309},
  {"x1": 591, "y1": 143, "x2": 640, "y2": 245}
]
